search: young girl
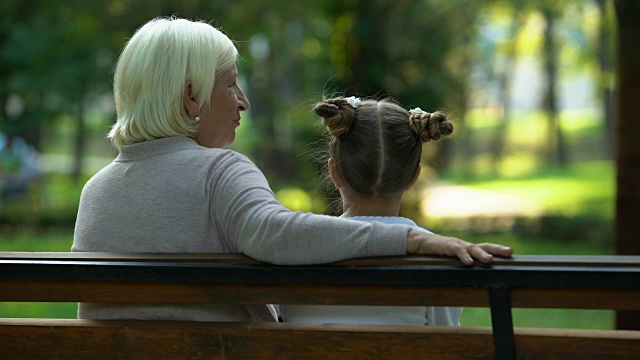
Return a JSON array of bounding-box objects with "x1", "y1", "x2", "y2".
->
[{"x1": 280, "y1": 96, "x2": 463, "y2": 326}]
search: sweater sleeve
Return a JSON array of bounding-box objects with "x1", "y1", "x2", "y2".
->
[{"x1": 210, "y1": 157, "x2": 409, "y2": 265}]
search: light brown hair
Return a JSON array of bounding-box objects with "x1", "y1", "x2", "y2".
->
[{"x1": 316, "y1": 97, "x2": 453, "y2": 197}]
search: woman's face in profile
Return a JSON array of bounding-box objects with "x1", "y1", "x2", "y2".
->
[{"x1": 196, "y1": 64, "x2": 250, "y2": 148}]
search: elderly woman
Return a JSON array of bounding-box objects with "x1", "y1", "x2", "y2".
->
[{"x1": 72, "y1": 17, "x2": 513, "y2": 322}]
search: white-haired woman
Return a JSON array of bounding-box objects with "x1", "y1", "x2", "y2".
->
[{"x1": 72, "y1": 16, "x2": 513, "y2": 323}]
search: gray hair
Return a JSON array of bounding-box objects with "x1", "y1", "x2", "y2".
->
[{"x1": 109, "y1": 17, "x2": 238, "y2": 149}]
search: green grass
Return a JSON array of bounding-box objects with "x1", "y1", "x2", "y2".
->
[
  {"x1": 462, "y1": 308, "x2": 614, "y2": 329},
  {"x1": 0, "y1": 228, "x2": 73, "y2": 251},
  {"x1": 0, "y1": 302, "x2": 77, "y2": 319},
  {"x1": 456, "y1": 161, "x2": 615, "y2": 219},
  {"x1": 0, "y1": 228, "x2": 76, "y2": 318}
]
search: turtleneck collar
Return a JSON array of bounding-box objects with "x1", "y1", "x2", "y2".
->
[{"x1": 116, "y1": 136, "x2": 200, "y2": 161}]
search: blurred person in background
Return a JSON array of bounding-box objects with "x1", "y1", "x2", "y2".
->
[{"x1": 0, "y1": 133, "x2": 42, "y2": 201}]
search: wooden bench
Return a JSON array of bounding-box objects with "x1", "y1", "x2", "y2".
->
[{"x1": 1, "y1": 252, "x2": 639, "y2": 359}]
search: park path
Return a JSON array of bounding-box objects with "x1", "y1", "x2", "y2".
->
[{"x1": 420, "y1": 182, "x2": 543, "y2": 218}]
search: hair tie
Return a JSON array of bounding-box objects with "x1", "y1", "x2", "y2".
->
[
  {"x1": 345, "y1": 96, "x2": 361, "y2": 108},
  {"x1": 408, "y1": 107, "x2": 432, "y2": 142},
  {"x1": 409, "y1": 107, "x2": 425, "y2": 115}
]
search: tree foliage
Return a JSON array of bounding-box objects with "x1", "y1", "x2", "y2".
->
[{"x1": 0, "y1": 0, "x2": 620, "y2": 187}]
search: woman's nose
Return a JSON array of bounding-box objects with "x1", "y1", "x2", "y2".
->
[{"x1": 238, "y1": 88, "x2": 250, "y2": 111}]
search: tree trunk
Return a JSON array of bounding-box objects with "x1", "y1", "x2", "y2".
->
[
  {"x1": 541, "y1": 6, "x2": 568, "y2": 167},
  {"x1": 72, "y1": 89, "x2": 86, "y2": 183},
  {"x1": 613, "y1": 0, "x2": 640, "y2": 330},
  {"x1": 491, "y1": 14, "x2": 524, "y2": 174},
  {"x1": 596, "y1": 0, "x2": 617, "y2": 159},
  {"x1": 351, "y1": 1, "x2": 389, "y2": 94},
  {"x1": 248, "y1": 18, "x2": 301, "y2": 188},
  {"x1": 456, "y1": 12, "x2": 474, "y2": 180},
  {"x1": 248, "y1": 59, "x2": 278, "y2": 184}
]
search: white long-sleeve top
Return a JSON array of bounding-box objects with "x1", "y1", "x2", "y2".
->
[{"x1": 281, "y1": 217, "x2": 463, "y2": 326}]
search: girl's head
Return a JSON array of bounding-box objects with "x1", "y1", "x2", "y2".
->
[{"x1": 316, "y1": 97, "x2": 453, "y2": 198}]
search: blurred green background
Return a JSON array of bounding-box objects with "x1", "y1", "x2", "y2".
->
[{"x1": 0, "y1": 0, "x2": 622, "y2": 329}]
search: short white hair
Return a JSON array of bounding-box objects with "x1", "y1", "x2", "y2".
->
[{"x1": 108, "y1": 17, "x2": 238, "y2": 149}]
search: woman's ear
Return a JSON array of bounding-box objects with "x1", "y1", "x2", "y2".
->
[
  {"x1": 405, "y1": 164, "x2": 421, "y2": 190},
  {"x1": 328, "y1": 158, "x2": 343, "y2": 189},
  {"x1": 183, "y1": 81, "x2": 199, "y2": 119}
]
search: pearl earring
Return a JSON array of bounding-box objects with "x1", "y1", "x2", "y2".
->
[{"x1": 194, "y1": 115, "x2": 201, "y2": 123}]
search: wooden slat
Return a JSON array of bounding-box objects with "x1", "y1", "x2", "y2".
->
[
  {"x1": 2, "y1": 280, "x2": 639, "y2": 310},
  {"x1": 511, "y1": 288, "x2": 640, "y2": 310},
  {"x1": 514, "y1": 327, "x2": 640, "y2": 360},
  {"x1": 0, "y1": 252, "x2": 261, "y2": 264},
  {"x1": 0, "y1": 320, "x2": 495, "y2": 360},
  {"x1": 0, "y1": 280, "x2": 490, "y2": 307},
  {"x1": 3, "y1": 260, "x2": 639, "y2": 292},
  {"x1": 0, "y1": 319, "x2": 638, "y2": 360},
  {"x1": 3, "y1": 252, "x2": 640, "y2": 267}
]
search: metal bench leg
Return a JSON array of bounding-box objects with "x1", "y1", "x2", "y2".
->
[{"x1": 490, "y1": 285, "x2": 516, "y2": 359}]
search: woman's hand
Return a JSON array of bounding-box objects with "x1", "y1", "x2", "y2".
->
[{"x1": 406, "y1": 230, "x2": 514, "y2": 265}]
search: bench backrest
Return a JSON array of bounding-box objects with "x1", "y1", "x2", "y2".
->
[{"x1": 1, "y1": 252, "x2": 639, "y2": 359}]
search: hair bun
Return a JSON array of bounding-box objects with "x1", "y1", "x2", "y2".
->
[
  {"x1": 409, "y1": 111, "x2": 453, "y2": 142},
  {"x1": 315, "y1": 102, "x2": 340, "y2": 118},
  {"x1": 315, "y1": 98, "x2": 356, "y2": 137}
]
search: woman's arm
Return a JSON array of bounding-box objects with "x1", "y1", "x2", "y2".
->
[{"x1": 213, "y1": 156, "x2": 512, "y2": 265}]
